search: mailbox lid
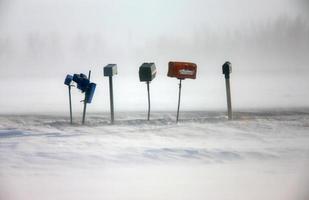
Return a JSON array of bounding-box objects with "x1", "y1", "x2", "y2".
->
[
  {"x1": 168, "y1": 62, "x2": 197, "y2": 79},
  {"x1": 139, "y1": 63, "x2": 156, "y2": 82},
  {"x1": 64, "y1": 74, "x2": 73, "y2": 86},
  {"x1": 85, "y1": 83, "x2": 96, "y2": 103},
  {"x1": 104, "y1": 64, "x2": 118, "y2": 76}
]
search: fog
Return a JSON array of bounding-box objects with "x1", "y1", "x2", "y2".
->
[{"x1": 0, "y1": 0, "x2": 308, "y2": 113}]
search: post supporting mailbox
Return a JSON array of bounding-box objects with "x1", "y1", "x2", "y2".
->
[
  {"x1": 82, "y1": 70, "x2": 91, "y2": 124},
  {"x1": 72, "y1": 70, "x2": 96, "y2": 125},
  {"x1": 147, "y1": 81, "x2": 150, "y2": 121},
  {"x1": 176, "y1": 79, "x2": 182, "y2": 123},
  {"x1": 168, "y1": 61, "x2": 197, "y2": 123},
  {"x1": 222, "y1": 61, "x2": 232, "y2": 120},
  {"x1": 139, "y1": 63, "x2": 156, "y2": 121},
  {"x1": 64, "y1": 74, "x2": 73, "y2": 124},
  {"x1": 104, "y1": 64, "x2": 118, "y2": 124}
]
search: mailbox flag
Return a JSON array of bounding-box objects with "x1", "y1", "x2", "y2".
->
[{"x1": 168, "y1": 62, "x2": 197, "y2": 79}]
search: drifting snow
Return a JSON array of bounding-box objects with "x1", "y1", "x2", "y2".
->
[{"x1": 0, "y1": 111, "x2": 309, "y2": 200}]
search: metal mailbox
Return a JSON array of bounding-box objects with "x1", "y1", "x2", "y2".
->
[
  {"x1": 168, "y1": 62, "x2": 197, "y2": 79},
  {"x1": 104, "y1": 64, "x2": 118, "y2": 77},
  {"x1": 222, "y1": 61, "x2": 232, "y2": 79},
  {"x1": 73, "y1": 73, "x2": 90, "y2": 92},
  {"x1": 85, "y1": 83, "x2": 96, "y2": 104},
  {"x1": 139, "y1": 63, "x2": 156, "y2": 82},
  {"x1": 64, "y1": 74, "x2": 73, "y2": 86}
]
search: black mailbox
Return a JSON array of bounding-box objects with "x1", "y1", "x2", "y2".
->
[
  {"x1": 222, "y1": 61, "x2": 232, "y2": 79},
  {"x1": 139, "y1": 63, "x2": 156, "y2": 82},
  {"x1": 104, "y1": 64, "x2": 118, "y2": 77}
]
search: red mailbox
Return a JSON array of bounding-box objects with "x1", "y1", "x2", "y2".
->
[
  {"x1": 168, "y1": 62, "x2": 197, "y2": 79},
  {"x1": 167, "y1": 61, "x2": 198, "y2": 123}
]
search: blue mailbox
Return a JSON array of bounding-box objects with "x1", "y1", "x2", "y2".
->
[
  {"x1": 65, "y1": 70, "x2": 96, "y2": 125},
  {"x1": 85, "y1": 83, "x2": 96, "y2": 103},
  {"x1": 64, "y1": 75, "x2": 73, "y2": 86},
  {"x1": 73, "y1": 73, "x2": 90, "y2": 93}
]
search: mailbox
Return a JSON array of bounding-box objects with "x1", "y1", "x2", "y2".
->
[
  {"x1": 168, "y1": 62, "x2": 197, "y2": 79},
  {"x1": 139, "y1": 63, "x2": 156, "y2": 82},
  {"x1": 64, "y1": 74, "x2": 73, "y2": 86},
  {"x1": 85, "y1": 83, "x2": 96, "y2": 104},
  {"x1": 104, "y1": 64, "x2": 118, "y2": 77},
  {"x1": 73, "y1": 73, "x2": 90, "y2": 92},
  {"x1": 222, "y1": 61, "x2": 232, "y2": 79}
]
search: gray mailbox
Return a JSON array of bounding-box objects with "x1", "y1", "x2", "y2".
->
[
  {"x1": 104, "y1": 64, "x2": 118, "y2": 124},
  {"x1": 104, "y1": 64, "x2": 118, "y2": 77},
  {"x1": 139, "y1": 62, "x2": 156, "y2": 120},
  {"x1": 139, "y1": 63, "x2": 156, "y2": 82}
]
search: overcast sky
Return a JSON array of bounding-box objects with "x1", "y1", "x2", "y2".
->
[{"x1": 0, "y1": 0, "x2": 308, "y2": 113}]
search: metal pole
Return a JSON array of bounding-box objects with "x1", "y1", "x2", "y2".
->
[
  {"x1": 225, "y1": 78, "x2": 232, "y2": 120},
  {"x1": 68, "y1": 85, "x2": 73, "y2": 124},
  {"x1": 147, "y1": 81, "x2": 150, "y2": 121},
  {"x1": 176, "y1": 79, "x2": 182, "y2": 123},
  {"x1": 82, "y1": 70, "x2": 91, "y2": 125},
  {"x1": 109, "y1": 76, "x2": 114, "y2": 124}
]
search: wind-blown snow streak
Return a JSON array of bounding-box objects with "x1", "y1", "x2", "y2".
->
[{"x1": 0, "y1": 111, "x2": 309, "y2": 200}]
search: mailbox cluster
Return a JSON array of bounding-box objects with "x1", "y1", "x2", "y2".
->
[
  {"x1": 64, "y1": 71, "x2": 96, "y2": 124},
  {"x1": 64, "y1": 61, "x2": 233, "y2": 125}
]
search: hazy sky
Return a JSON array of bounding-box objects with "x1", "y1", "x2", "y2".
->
[{"x1": 0, "y1": 0, "x2": 308, "y2": 113}]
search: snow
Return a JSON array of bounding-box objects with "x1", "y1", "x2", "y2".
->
[{"x1": 0, "y1": 111, "x2": 309, "y2": 200}]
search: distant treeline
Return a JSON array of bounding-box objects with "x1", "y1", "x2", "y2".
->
[{"x1": 0, "y1": 16, "x2": 308, "y2": 69}]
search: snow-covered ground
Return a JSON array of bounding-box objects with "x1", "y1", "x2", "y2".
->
[{"x1": 0, "y1": 110, "x2": 309, "y2": 200}]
